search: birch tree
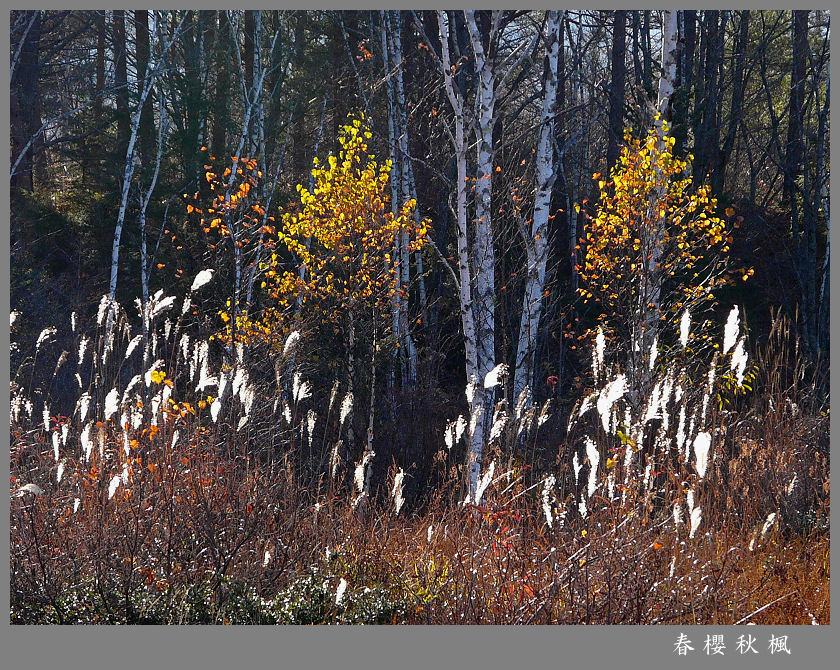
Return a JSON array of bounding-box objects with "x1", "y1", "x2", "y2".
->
[
  {"x1": 512, "y1": 11, "x2": 562, "y2": 403},
  {"x1": 464, "y1": 10, "x2": 500, "y2": 497},
  {"x1": 625, "y1": 9, "x2": 679, "y2": 395},
  {"x1": 106, "y1": 12, "x2": 185, "y2": 332}
]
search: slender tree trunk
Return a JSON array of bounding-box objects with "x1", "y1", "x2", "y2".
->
[
  {"x1": 11, "y1": 10, "x2": 43, "y2": 192},
  {"x1": 134, "y1": 11, "x2": 156, "y2": 173},
  {"x1": 465, "y1": 10, "x2": 498, "y2": 498},
  {"x1": 114, "y1": 11, "x2": 130, "y2": 163},
  {"x1": 606, "y1": 10, "x2": 626, "y2": 171},
  {"x1": 387, "y1": 10, "x2": 418, "y2": 386},
  {"x1": 94, "y1": 11, "x2": 106, "y2": 126},
  {"x1": 715, "y1": 11, "x2": 750, "y2": 194},
  {"x1": 642, "y1": 10, "x2": 653, "y2": 98},
  {"x1": 139, "y1": 100, "x2": 166, "y2": 370},
  {"x1": 291, "y1": 13, "x2": 308, "y2": 182},
  {"x1": 786, "y1": 11, "x2": 813, "y2": 351},
  {"x1": 107, "y1": 12, "x2": 183, "y2": 330},
  {"x1": 243, "y1": 10, "x2": 256, "y2": 156},
  {"x1": 631, "y1": 12, "x2": 643, "y2": 90},
  {"x1": 512, "y1": 11, "x2": 562, "y2": 403},
  {"x1": 381, "y1": 11, "x2": 405, "y2": 389},
  {"x1": 631, "y1": 9, "x2": 678, "y2": 397},
  {"x1": 695, "y1": 12, "x2": 722, "y2": 184},
  {"x1": 817, "y1": 57, "x2": 830, "y2": 354},
  {"x1": 211, "y1": 10, "x2": 230, "y2": 159},
  {"x1": 437, "y1": 10, "x2": 479, "y2": 493}
]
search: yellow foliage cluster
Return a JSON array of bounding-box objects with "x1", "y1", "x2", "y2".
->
[
  {"x1": 262, "y1": 114, "x2": 428, "y2": 325},
  {"x1": 578, "y1": 122, "x2": 731, "y2": 322}
]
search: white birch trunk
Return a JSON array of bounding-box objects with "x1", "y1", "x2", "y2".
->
[
  {"x1": 387, "y1": 10, "x2": 418, "y2": 386},
  {"x1": 438, "y1": 11, "x2": 478, "y2": 388},
  {"x1": 107, "y1": 12, "x2": 184, "y2": 333},
  {"x1": 465, "y1": 10, "x2": 499, "y2": 497},
  {"x1": 631, "y1": 9, "x2": 678, "y2": 396},
  {"x1": 512, "y1": 11, "x2": 562, "y2": 403},
  {"x1": 139, "y1": 99, "x2": 166, "y2": 371},
  {"x1": 381, "y1": 12, "x2": 405, "y2": 388}
]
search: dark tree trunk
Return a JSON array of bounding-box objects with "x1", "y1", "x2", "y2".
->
[
  {"x1": 11, "y1": 10, "x2": 44, "y2": 192},
  {"x1": 291, "y1": 12, "x2": 308, "y2": 182},
  {"x1": 113, "y1": 10, "x2": 130, "y2": 163},
  {"x1": 785, "y1": 11, "x2": 815, "y2": 352},
  {"x1": 182, "y1": 10, "x2": 204, "y2": 185},
  {"x1": 631, "y1": 11, "x2": 643, "y2": 90},
  {"x1": 606, "y1": 10, "x2": 626, "y2": 171},
  {"x1": 134, "y1": 10, "x2": 156, "y2": 173},
  {"x1": 94, "y1": 10, "x2": 106, "y2": 125},
  {"x1": 244, "y1": 10, "x2": 256, "y2": 96},
  {"x1": 715, "y1": 10, "x2": 750, "y2": 194},
  {"x1": 693, "y1": 11, "x2": 722, "y2": 185},
  {"x1": 211, "y1": 10, "x2": 231, "y2": 159},
  {"x1": 641, "y1": 10, "x2": 653, "y2": 98}
]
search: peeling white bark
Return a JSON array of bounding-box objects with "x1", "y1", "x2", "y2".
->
[{"x1": 513, "y1": 11, "x2": 563, "y2": 403}]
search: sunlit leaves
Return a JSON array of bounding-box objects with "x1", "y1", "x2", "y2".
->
[
  {"x1": 261, "y1": 115, "x2": 429, "y2": 327},
  {"x1": 578, "y1": 124, "x2": 729, "y2": 335}
]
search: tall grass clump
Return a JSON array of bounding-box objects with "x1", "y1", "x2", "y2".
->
[{"x1": 10, "y1": 275, "x2": 829, "y2": 624}]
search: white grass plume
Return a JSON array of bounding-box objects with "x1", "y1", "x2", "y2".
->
[
  {"x1": 585, "y1": 437, "x2": 599, "y2": 497},
  {"x1": 573, "y1": 452, "x2": 582, "y2": 486},
  {"x1": 693, "y1": 431, "x2": 711, "y2": 479},
  {"x1": 307, "y1": 410, "x2": 317, "y2": 449},
  {"x1": 340, "y1": 393, "x2": 353, "y2": 427},
  {"x1": 96, "y1": 295, "x2": 111, "y2": 326},
  {"x1": 151, "y1": 295, "x2": 176, "y2": 319},
  {"x1": 679, "y1": 310, "x2": 691, "y2": 348},
  {"x1": 14, "y1": 483, "x2": 43, "y2": 497},
  {"x1": 514, "y1": 386, "x2": 531, "y2": 419},
  {"x1": 761, "y1": 512, "x2": 777, "y2": 538},
  {"x1": 78, "y1": 336, "x2": 89, "y2": 367},
  {"x1": 455, "y1": 414, "x2": 467, "y2": 443},
  {"x1": 81, "y1": 423, "x2": 93, "y2": 461},
  {"x1": 36, "y1": 327, "x2": 56, "y2": 350},
  {"x1": 689, "y1": 507, "x2": 702, "y2": 539},
  {"x1": 489, "y1": 410, "x2": 507, "y2": 442},
  {"x1": 578, "y1": 497, "x2": 588, "y2": 519},
  {"x1": 124, "y1": 335, "x2": 143, "y2": 360},
  {"x1": 104, "y1": 388, "x2": 120, "y2": 421},
  {"x1": 597, "y1": 374, "x2": 626, "y2": 433},
  {"x1": 465, "y1": 376, "x2": 476, "y2": 405},
  {"x1": 190, "y1": 269, "x2": 214, "y2": 292},
  {"x1": 483, "y1": 363, "x2": 507, "y2": 389},
  {"x1": 722, "y1": 306, "x2": 739, "y2": 355},
  {"x1": 108, "y1": 475, "x2": 121, "y2": 500},
  {"x1": 541, "y1": 475, "x2": 556, "y2": 528},
  {"x1": 210, "y1": 398, "x2": 222, "y2": 423},
  {"x1": 730, "y1": 337, "x2": 748, "y2": 386}
]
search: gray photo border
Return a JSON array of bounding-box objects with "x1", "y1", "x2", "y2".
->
[{"x1": 1, "y1": 1, "x2": 833, "y2": 669}]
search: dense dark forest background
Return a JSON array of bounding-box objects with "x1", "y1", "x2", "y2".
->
[{"x1": 9, "y1": 11, "x2": 830, "y2": 625}]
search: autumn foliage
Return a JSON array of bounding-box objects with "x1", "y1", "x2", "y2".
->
[
  {"x1": 579, "y1": 123, "x2": 734, "y2": 343},
  {"x1": 262, "y1": 115, "x2": 428, "y2": 333}
]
